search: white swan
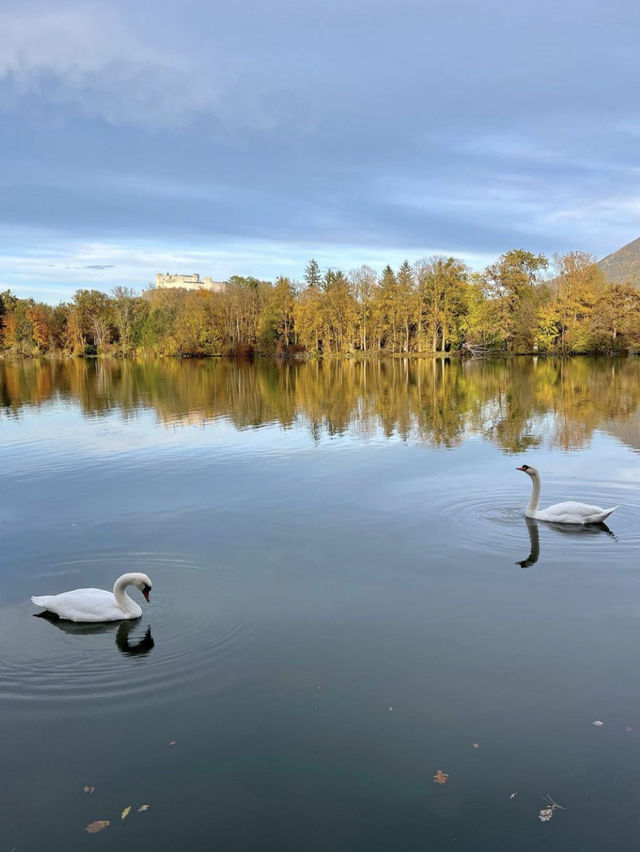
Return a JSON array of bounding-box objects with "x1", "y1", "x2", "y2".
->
[
  {"x1": 516, "y1": 465, "x2": 618, "y2": 524},
  {"x1": 31, "y1": 573, "x2": 152, "y2": 623}
]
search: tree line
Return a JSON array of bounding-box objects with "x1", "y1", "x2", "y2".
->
[{"x1": 1, "y1": 249, "x2": 639, "y2": 358}]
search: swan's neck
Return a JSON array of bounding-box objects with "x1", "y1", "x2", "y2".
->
[
  {"x1": 526, "y1": 472, "x2": 541, "y2": 517},
  {"x1": 113, "y1": 577, "x2": 138, "y2": 616}
]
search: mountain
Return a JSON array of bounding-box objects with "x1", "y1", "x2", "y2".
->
[{"x1": 597, "y1": 237, "x2": 640, "y2": 287}]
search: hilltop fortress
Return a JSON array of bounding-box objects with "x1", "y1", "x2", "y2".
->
[{"x1": 155, "y1": 273, "x2": 226, "y2": 293}]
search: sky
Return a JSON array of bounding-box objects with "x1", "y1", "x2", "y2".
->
[{"x1": 1, "y1": 0, "x2": 640, "y2": 303}]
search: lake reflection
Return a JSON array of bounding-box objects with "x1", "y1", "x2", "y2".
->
[
  {"x1": 1, "y1": 356, "x2": 640, "y2": 852},
  {"x1": 1, "y1": 355, "x2": 640, "y2": 452}
]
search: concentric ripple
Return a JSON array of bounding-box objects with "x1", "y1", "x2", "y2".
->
[
  {"x1": 0, "y1": 553, "x2": 255, "y2": 714},
  {"x1": 432, "y1": 478, "x2": 639, "y2": 565}
]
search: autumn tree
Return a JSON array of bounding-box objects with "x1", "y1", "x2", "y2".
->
[
  {"x1": 111, "y1": 286, "x2": 144, "y2": 355},
  {"x1": 482, "y1": 249, "x2": 548, "y2": 351},
  {"x1": 552, "y1": 252, "x2": 602, "y2": 352},
  {"x1": 372, "y1": 265, "x2": 400, "y2": 352},
  {"x1": 71, "y1": 289, "x2": 114, "y2": 354},
  {"x1": 415, "y1": 257, "x2": 469, "y2": 352},
  {"x1": 349, "y1": 265, "x2": 377, "y2": 351},
  {"x1": 321, "y1": 270, "x2": 355, "y2": 353}
]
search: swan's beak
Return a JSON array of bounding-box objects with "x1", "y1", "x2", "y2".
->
[
  {"x1": 142, "y1": 586, "x2": 151, "y2": 603},
  {"x1": 516, "y1": 466, "x2": 526, "y2": 471}
]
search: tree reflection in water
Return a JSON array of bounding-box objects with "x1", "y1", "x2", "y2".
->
[{"x1": 2, "y1": 356, "x2": 639, "y2": 453}]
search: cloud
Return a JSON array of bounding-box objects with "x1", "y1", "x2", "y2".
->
[{"x1": 0, "y1": 5, "x2": 220, "y2": 127}]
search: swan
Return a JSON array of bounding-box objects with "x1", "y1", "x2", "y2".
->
[
  {"x1": 31, "y1": 573, "x2": 152, "y2": 623},
  {"x1": 516, "y1": 464, "x2": 618, "y2": 524}
]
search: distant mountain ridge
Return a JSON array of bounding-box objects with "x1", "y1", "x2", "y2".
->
[{"x1": 597, "y1": 236, "x2": 640, "y2": 287}]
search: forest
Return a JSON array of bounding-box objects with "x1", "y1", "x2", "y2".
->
[{"x1": 1, "y1": 249, "x2": 640, "y2": 358}]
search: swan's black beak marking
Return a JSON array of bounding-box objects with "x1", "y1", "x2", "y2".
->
[
  {"x1": 142, "y1": 585, "x2": 151, "y2": 603},
  {"x1": 516, "y1": 465, "x2": 528, "y2": 472}
]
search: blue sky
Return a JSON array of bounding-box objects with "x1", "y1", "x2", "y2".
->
[{"x1": 1, "y1": 0, "x2": 639, "y2": 302}]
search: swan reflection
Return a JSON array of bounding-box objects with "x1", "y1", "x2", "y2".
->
[
  {"x1": 516, "y1": 517, "x2": 614, "y2": 568},
  {"x1": 34, "y1": 612, "x2": 154, "y2": 656}
]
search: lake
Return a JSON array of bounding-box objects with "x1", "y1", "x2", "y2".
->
[{"x1": 1, "y1": 356, "x2": 639, "y2": 851}]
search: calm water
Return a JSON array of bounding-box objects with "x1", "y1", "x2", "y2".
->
[{"x1": 1, "y1": 356, "x2": 639, "y2": 851}]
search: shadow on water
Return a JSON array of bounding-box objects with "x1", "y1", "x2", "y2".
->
[
  {"x1": 516, "y1": 517, "x2": 615, "y2": 568},
  {"x1": 33, "y1": 612, "x2": 155, "y2": 656}
]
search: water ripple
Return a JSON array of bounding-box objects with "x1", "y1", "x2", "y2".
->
[
  {"x1": 0, "y1": 553, "x2": 254, "y2": 713},
  {"x1": 433, "y1": 480, "x2": 640, "y2": 562}
]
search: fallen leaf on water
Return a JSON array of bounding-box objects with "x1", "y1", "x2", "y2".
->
[
  {"x1": 538, "y1": 794, "x2": 566, "y2": 823},
  {"x1": 509, "y1": 792, "x2": 518, "y2": 799},
  {"x1": 592, "y1": 720, "x2": 604, "y2": 727},
  {"x1": 625, "y1": 726, "x2": 633, "y2": 732},
  {"x1": 472, "y1": 743, "x2": 479, "y2": 749},
  {"x1": 83, "y1": 785, "x2": 95, "y2": 794},
  {"x1": 388, "y1": 706, "x2": 393, "y2": 712},
  {"x1": 433, "y1": 770, "x2": 449, "y2": 785},
  {"x1": 85, "y1": 820, "x2": 110, "y2": 834},
  {"x1": 121, "y1": 806, "x2": 131, "y2": 821},
  {"x1": 137, "y1": 804, "x2": 150, "y2": 813},
  {"x1": 169, "y1": 740, "x2": 177, "y2": 747}
]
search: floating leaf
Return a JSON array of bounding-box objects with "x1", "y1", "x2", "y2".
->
[
  {"x1": 433, "y1": 770, "x2": 449, "y2": 785},
  {"x1": 169, "y1": 740, "x2": 177, "y2": 746},
  {"x1": 83, "y1": 785, "x2": 95, "y2": 794},
  {"x1": 538, "y1": 794, "x2": 566, "y2": 822},
  {"x1": 472, "y1": 743, "x2": 479, "y2": 749},
  {"x1": 137, "y1": 804, "x2": 150, "y2": 813},
  {"x1": 625, "y1": 726, "x2": 633, "y2": 732},
  {"x1": 121, "y1": 806, "x2": 131, "y2": 821},
  {"x1": 388, "y1": 706, "x2": 393, "y2": 712},
  {"x1": 509, "y1": 792, "x2": 518, "y2": 799},
  {"x1": 592, "y1": 720, "x2": 604, "y2": 727},
  {"x1": 85, "y1": 820, "x2": 110, "y2": 834}
]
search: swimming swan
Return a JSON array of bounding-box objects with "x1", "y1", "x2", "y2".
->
[
  {"x1": 31, "y1": 573, "x2": 152, "y2": 622},
  {"x1": 516, "y1": 465, "x2": 618, "y2": 525}
]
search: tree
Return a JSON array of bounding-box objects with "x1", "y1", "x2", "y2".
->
[
  {"x1": 111, "y1": 286, "x2": 139, "y2": 355},
  {"x1": 552, "y1": 252, "x2": 602, "y2": 352},
  {"x1": 71, "y1": 289, "x2": 114, "y2": 354},
  {"x1": 372, "y1": 265, "x2": 399, "y2": 352},
  {"x1": 304, "y1": 259, "x2": 322, "y2": 289},
  {"x1": 349, "y1": 265, "x2": 377, "y2": 351},
  {"x1": 482, "y1": 249, "x2": 548, "y2": 351},
  {"x1": 396, "y1": 260, "x2": 417, "y2": 352},
  {"x1": 415, "y1": 257, "x2": 469, "y2": 352}
]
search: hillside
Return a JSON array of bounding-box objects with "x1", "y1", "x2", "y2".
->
[{"x1": 597, "y1": 236, "x2": 640, "y2": 287}]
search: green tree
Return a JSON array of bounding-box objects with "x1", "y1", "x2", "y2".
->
[{"x1": 304, "y1": 259, "x2": 322, "y2": 289}]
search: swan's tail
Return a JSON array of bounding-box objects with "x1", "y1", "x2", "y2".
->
[
  {"x1": 585, "y1": 506, "x2": 618, "y2": 524},
  {"x1": 31, "y1": 595, "x2": 52, "y2": 607}
]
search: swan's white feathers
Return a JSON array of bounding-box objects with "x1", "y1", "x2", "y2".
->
[
  {"x1": 518, "y1": 465, "x2": 618, "y2": 525},
  {"x1": 30, "y1": 573, "x2": 151, "y2": 622},
  {"x1": 31, "y1": 588, "x2": 140, "y2": 622},
  {"x1": 534, "y1": 502, "x2": 618, "y2": 525}
]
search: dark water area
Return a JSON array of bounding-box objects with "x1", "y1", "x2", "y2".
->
[{"x1": 1, "y1": 356, "x2": 639, "y2": 850}]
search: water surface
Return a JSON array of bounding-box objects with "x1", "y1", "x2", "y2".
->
[{"x1": 1, "y1": 357, "x2": 639, "y2": 850}]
